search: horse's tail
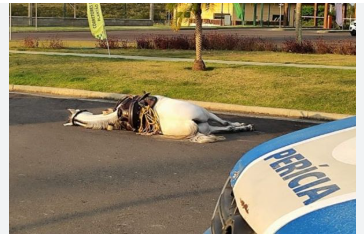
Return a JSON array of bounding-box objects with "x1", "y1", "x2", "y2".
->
[{"x1": 189, "y1": 132, "x2": 226, "y2": 143}]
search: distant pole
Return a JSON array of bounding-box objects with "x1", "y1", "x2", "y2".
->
[
  {"x1": 149, "y1": 3, "x2": 154, "y2": 22},
  {"x1": 124, "y1": 3, "x2": 127, "y2": 19},
  {"x1": 324, "y1": 3, "x2": 329, "y2": 29},
  {"x1": 253, "y1": 3, "x2": 257, "y2": 26},
  {"x1": 9, "y1": 3, "x2": 11, "y2": 41},
  {"x1": 63, "y1": 3, "x2": 66, "y2": 18},
  {"x1": 74, "y1": 4, "x2": 76, "y2": 19},
  {"x1": 105, "y1": 32, "x2": 110, "y2": 57},
  {"x1": 279, "y1": 3, "x2": 283, "y2": 28},
  {"x1": 343, "y1": 3, "x2": 347, "y2": 28},
  {"x1": 28, "y1": 3, "x2": 33, "y2": 26},
  {"x1": 268, "y1": 3, "x2": 271, "y2": 27},
  {"x1": 284, "y1": 3, "x2": 289, "y2": 26},
  {"x1": 260, "y1": 3, "x2": 264, "y2": 27},
  {"x1": 35, "y1": 3, "x2": 38, "y2": 30},
  {"x1": 314, "y1": 3, "x2": 318, "y2": 27},
  {"x1": 241, "y1": 3, "x2": 245, "y2": 26},
  {"x1": 220, "y1": 3, "x2": 223, "y2": 26}
]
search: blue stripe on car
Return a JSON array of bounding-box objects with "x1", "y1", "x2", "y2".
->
[
  {"x1": 275, "y1": 199, "x2": 356, "y2": 234},
  {"x1": 230, "y1": 116, "x2": 356, "y2": 186}
]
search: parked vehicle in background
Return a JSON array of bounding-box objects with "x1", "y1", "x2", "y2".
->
[
  {"x1": 207, "y1": 116, "x2": 356, "y2": 234},
  {"x1": 350, "y1": 20, "x2": 356, "y2": 36}
]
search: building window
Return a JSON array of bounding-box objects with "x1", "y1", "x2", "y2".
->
[{"x1": 272, "y1": 15, "x2": 284, "y2": 21}]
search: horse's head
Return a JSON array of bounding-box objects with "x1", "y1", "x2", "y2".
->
[{"x1": 64, "y1": 108, "x2": 121, "y2": 130}]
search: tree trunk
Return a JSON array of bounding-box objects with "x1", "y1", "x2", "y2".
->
[
  {"x1": 295, "y1": 3, "x2": 302, "y2": 45},
  {"x1": 193, "y1": 3, "x2": 206, "y2": 71},
  {"x1": 313, "y1": 3, "x2": 318, "y2": 27},
  {"x1": 324, "y1": 3, "x2": 329, "y2": 29},
  {"x1": 149, "y1": 3, "x2": 154, "y2": 22},
  {"x1": 283, "y1": 3, "x2": 289, "y2": 26}
]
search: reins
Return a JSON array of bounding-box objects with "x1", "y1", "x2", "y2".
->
[
  {"x1": 137, "y1": 105, "x2": 162, "y2": 135},
  {"x1": 72, "y1": 109, "x2": 87, "y2": 126}
]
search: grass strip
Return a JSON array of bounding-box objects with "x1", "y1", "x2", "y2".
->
[
  {"x1": 9, "y1": 53, "x2": 356, "y2": 114},
  {"x1": 9, "y1": 41, "x2": 356, "y2": 67}
]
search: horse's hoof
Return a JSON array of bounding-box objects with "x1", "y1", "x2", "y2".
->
[{"x1": 249, "y1": 124, "x2": 256, "y2": 131}]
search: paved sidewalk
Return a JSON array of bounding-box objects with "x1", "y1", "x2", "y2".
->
[{"x1": 9, "y1": 50, "x2": 356, "y2": 70}]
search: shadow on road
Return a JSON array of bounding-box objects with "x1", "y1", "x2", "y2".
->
[
  {"x1": 10, "y1": 187, "x2": 220, "y2": 233},
  {"x1": 9, "y1": 93, "x2": 114, "y2": 126}
]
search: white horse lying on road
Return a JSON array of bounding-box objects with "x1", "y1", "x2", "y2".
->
[{"x1": 64, "y1": 94, "x2": 254, "y2": 143}]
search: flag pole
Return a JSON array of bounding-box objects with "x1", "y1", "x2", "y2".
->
[{"x1": 104, "y1": 28, "x2": 110, "y2": 57}]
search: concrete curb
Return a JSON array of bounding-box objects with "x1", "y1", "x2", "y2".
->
[
  {"x1": 9, "y1": 84, "x2": 127, "y2": 100},
  {"x1": 9, "y1": 85, "x2": 352, "y2": 121}
]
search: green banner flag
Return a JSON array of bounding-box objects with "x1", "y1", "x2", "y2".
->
[
  {"x1": 233, "y1": 3, "x2": 243, "y2": 19},
  {"x1": 87, "y1": 3, "x2": 107, "y2": 40}
]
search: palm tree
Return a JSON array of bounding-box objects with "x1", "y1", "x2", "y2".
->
[
  {"x1": 295, "y1": 3, "x2": 302, "y2": 44},
  {"x1": 167, "y1": 3, "x2": 206, "y2": 71}
]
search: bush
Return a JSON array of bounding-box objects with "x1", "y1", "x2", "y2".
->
[
  {"x1": 136, "y1": 35, "x2": 194, "y2": 50},
  {"x1": 166, "y1": 36, "x2": 193, "y2": 50},
  {"x1": 136, "y1": 37, "x2": 153, "y2": 49},
  {"x1": 203, "y1": 33, "x2": 239, "y2": 50},
  {"x1": 135, "y1": 34, "x2": 355, "y2": 55},
  {"x1": 282, "y1": 38, "x2": 356, "y2": 55},
  {"x1": 333, "y1": 40, "x2": 356, "y2": 55},
  {"x1": 313, "y1": 38, "x2": 356, "y2": 55},
  {"x1": 282, "y1": 39, "x2": 315, "y2": 53},
  {"x1": 96, "y1": 37, "x2": 122, "y2": 49},
  {"x1": 202, "y1": 33, "x2": 277, "y2": 51},
  {"x1": 315, "y1": 38, "x2": 334, "y2": 54},
  {"x1": 302, "y1": 5, "x2": 314, "y2": 17},
  {"x1": 23, "y1": 37, "x2": 39, "y2": 48},
  {"x1": 47, "y1": 36, "x2": 64, "y2": 49},
  {"x1": 237, "y1": 37, "x2": 277, "y2": 51},
  {"x1": 135, "y1": 33, "x2": 277, "y2": 52}
]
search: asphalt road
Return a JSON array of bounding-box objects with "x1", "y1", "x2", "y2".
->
[
  {"x1": 12, "y1": 28, "x2": 354, "y2": 43},
  {"x1": 9, "y1": 93, "x2": 317, "y2": 234}
]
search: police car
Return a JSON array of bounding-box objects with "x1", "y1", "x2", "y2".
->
[{"x1": 207, "y1": 116, "x2": 356, "y2": 234}]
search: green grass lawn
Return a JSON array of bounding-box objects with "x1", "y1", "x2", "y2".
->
[
  {"x1": 9, "y1": 53, "x2": 356, "y2": 114},
  {"x1": 9, "y1": 41, "x2": 357, "y2": 67}
]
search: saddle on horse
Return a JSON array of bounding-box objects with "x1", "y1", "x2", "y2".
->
[{"x1": 113, "y1": 92, "x2": 158, "y2": 132}]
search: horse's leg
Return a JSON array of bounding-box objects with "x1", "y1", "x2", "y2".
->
[
  {"x1": 206, "y1": 111, "x2": 251, "y2": 128},
  {"x1": 198, "y1": 122, "x2": 233, "y2": 134},
  {"x1": 198, "y1": 122, "x2": 254, "y2": 134}
]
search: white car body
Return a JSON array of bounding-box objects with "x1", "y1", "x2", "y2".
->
[
  {"x1": 208, "y1": 116, "x2": 356, "y2": 234},
  {"x1": 349, "y1": 20, "x2": 356, "y2": 36}
]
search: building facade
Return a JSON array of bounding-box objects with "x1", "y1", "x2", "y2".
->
[
  {"x1": 178, "y1": 3, "x2": 355, "y2": 28},
  {"x1": 180, "y1": 3, "x2": 296, "y2": 27}
]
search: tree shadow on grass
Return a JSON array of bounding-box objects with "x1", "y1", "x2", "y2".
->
[{"x1": 183, "y1": 66, "x2": 215, "y2": 71}]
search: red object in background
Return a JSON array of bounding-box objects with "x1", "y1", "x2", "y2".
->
[{"x1": 328, "y1": 15, "x2": 333, "y2": 29}]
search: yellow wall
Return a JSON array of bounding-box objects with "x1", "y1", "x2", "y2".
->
[
  {"x1": 201, "y1": 3, "x2": 234, "y2": 19},
  {"x1": 178, "y1": 3, "x2": 296, "y2": 26},
  {"x1": 178, "y1": 3, "x2": 235, "y2": 26}
]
